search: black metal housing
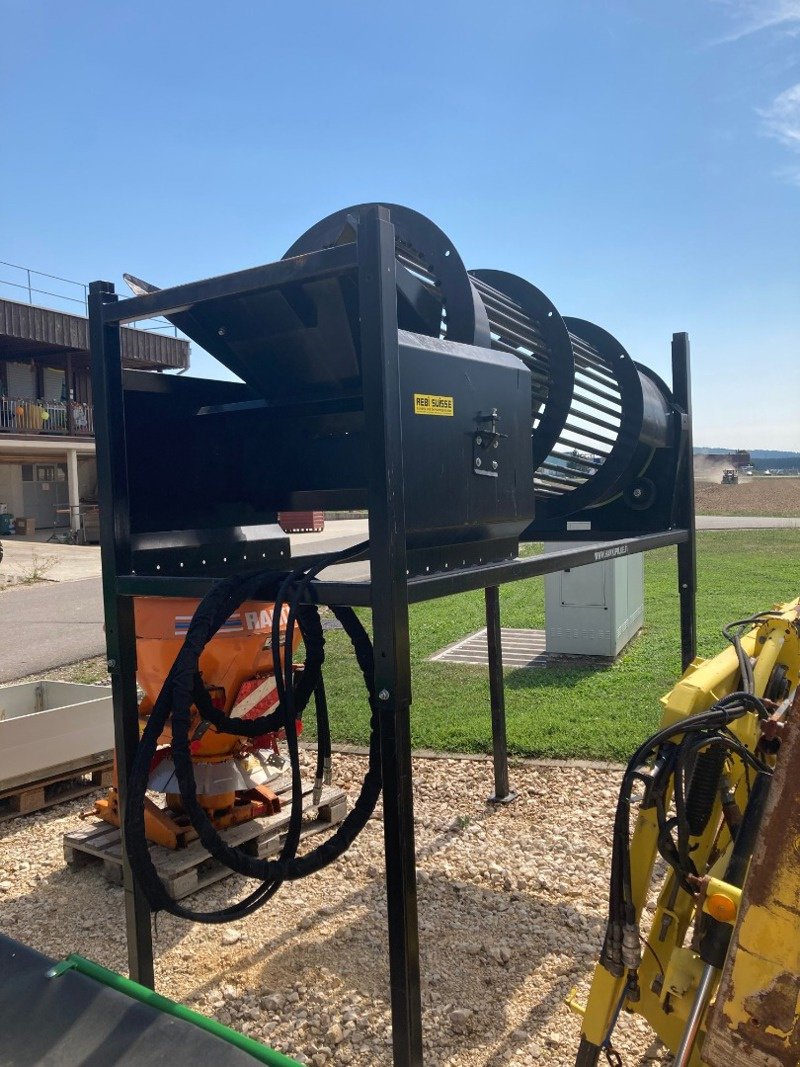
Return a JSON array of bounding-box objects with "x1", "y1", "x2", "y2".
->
[
  {"x1": 285, "y1": 202, "x2": 492, "y2": 348},
  {"x1": 122, "y1": 331, "x2": 534, "y2": 571},
  {"x1": 524, "y1": 316, "x2": 682, "y2": 536},
  {"x1": 88, "y1": 203, "x2": 697, "y2": 1067},
  {"x1": 283, "y1": 203, "x2": 686, "y2": 539}
]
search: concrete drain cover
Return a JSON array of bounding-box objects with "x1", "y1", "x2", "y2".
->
[{"x1": 430, "y1": 628, "x2": 548, "y2": 669}]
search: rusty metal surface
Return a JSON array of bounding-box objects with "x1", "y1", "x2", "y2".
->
[
  {"x1": 0, "y1": 297, "x2": 189, "y2": 369},
  {"x1": 702, "y1": 681, "x2": 800, "y2": 1066}
]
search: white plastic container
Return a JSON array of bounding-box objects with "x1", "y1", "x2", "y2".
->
[{"x1": 0, "y1": 681, "x2": 113, "y2": 790}]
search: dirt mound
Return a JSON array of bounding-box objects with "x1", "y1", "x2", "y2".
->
[{"x1": 695, "y1": 477, "x2": 800, "y2": 517}]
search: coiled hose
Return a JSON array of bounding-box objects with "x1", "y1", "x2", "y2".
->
[{"x1": 124, "y1": 544, "x2": 381, "y2": 923}]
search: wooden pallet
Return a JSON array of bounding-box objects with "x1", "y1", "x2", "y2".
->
[
  {"x1": 0, "y1": 759, "x2": 113, "y2": 821},
  {"x1": 63, "y1": 780, "x2": 347, "y2": 900}
]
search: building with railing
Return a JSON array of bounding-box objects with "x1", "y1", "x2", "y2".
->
[{"x1": 0, "y1": 264, "x2": 189, "y2": 533}]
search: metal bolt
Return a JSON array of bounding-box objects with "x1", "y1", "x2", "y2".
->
[
  {"x1": 378, "y1": 689, "x2": 390, "y2": 701},
  {"x1": 492, "y1": 439, "x2": 499, "y2": 449},
  {"x1": 107, "y1": 659, "x2": 116, "y2": 670},
  {"x1": 491, "y1": 461, "x2": 498, "y2": 471},
  {"x1": 218, "y1": 326, "x2": 227, "y2": 336},
  {"x1": 475, "y1": 458, "x2": 482, "y2": 468},
  {"x1": 633, "y1": 487, "x2": 642, "y2": 499},
  {"x1": 475, "y1": 436, "x2": 482, "y2": 446}
]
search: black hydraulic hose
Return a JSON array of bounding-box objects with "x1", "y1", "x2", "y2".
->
[
  {"x1": 722, "y1": 612, "x2": 782, "y2": 697},
  {"x1": 593, "y1": 610, "x2": 781, "y2": 1053},
  {"x1": 125, "y1": 568, "x2": 295, "y2": 923},
  {"x1": 264, "y1": 541, "x2": 369, "y2": 870},
  {"x1": 124, "y1": 543, "x2": 380, "y2": 923},
  {"x1": 698, "y1": 770, "x2": 771, "y2": 969},
  {"x1": 600, "y1": 691, "x2": 768, "y2": 975}
]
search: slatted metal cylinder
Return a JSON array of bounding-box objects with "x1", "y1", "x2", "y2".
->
[
  {"x1": 286, "y1": 203, "x2": 676, "y2": 520},
  {"x1": 467, "y1": 270, "x2": 573, "y2": 474},
  {"x1": 468, "y1": 270, "x2": 673, "y2": 517}
]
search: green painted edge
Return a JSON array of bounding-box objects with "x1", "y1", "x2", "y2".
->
[{"x1": 48, "y1": 954, "x2": 301, "y2": 1067}]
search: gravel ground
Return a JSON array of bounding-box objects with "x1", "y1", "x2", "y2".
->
[{"x1": 0, "y1": 751, "x2": 671, "y2": 1066}]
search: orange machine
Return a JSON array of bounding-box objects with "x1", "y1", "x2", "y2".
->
[{"x1": 95, "y1": 597, "x2": 302, "y2": 848}]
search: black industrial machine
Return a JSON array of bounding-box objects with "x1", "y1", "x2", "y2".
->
[
  {"x1": 122, "y1": 202, "x2": 687, "y2": 572},
  {"x1": 286, "y1": 205, "x2": 687, "y2": 539},
  {"x1": 89, "y1": 202, "x2": 696, "y2": 1067},
  {"x1": 121, "y1": 205, "x2": 536, "y2": 575}
]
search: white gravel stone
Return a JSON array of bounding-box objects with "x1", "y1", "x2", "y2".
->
[
  {"x1": 326, "y1": 1023, "x2": 345, "y2": 1045},
  {"x1": 0, "y1": 749, "x2": 672, "y2": 1066},
  {"x1": 449, "y1": 1009, "x2": 472, "y2": 1030}
]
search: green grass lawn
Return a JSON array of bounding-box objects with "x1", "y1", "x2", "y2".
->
[{"x1": 316, "y1": 530, "x2": 798, "y2": 762}]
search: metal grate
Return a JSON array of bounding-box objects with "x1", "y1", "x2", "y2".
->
[{"x1": 430, "y1": 628, "x2": 548, "y2": 669}]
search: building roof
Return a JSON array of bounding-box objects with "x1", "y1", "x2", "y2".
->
[{"x1": 0, "y1": 297, "x2": 189, "y2": 371}]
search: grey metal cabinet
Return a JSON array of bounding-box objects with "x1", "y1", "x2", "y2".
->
[{"x1": 544, "y1": 541, "x2": 644, "y2": 658}]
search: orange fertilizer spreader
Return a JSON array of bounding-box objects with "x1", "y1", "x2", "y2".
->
[{"x1": 95, "y1": 596, "x2": 301, "y2": 848}]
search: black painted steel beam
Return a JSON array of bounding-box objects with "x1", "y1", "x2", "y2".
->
[
  {"x1": 113, "y1": 531, "x2": 688, "y2": 609},
  {"x1": 485, "y1": 586, "x2": 516, "y2": 804},
  {"x1": 671, "y1": 332, "x2": 697, "y2": 670},
  {"x1": 102, "y1": 243, "x2": 358, "y2": 324},
  {"x1": 357, "y1": 206, "x2": 424, "y2": 1067},
  {"x1": 88, "y1": 280, "x2": 155, "y2": 989}
]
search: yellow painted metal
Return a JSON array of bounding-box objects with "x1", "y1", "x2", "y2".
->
[
  {"x1": 566, "y1": 987, "x2": 587, "y2": 1017},
  {"x1": 702, "y1": 687, "x2": 800, "y2": 1066},
  {"x1": 576, "y1": 598, "x2": 800, "y2": 1064},
  {"x1": 664, "y1": 947, "x2": 705, "y2": 1000}
]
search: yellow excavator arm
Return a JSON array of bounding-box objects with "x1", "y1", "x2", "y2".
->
[{"x1": 575, "y1": 598, "x2": 800, "y2": 1066}]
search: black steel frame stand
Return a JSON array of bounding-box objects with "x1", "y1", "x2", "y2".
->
[
  {"x1": 672, "y1": 332, "x2": 698, "y2": 671},
  {"x1": 485, "y1": 586, "x2": 517, "y2": 804},
  {"x1": 358, "y1": 208, "x2": 423, "y2": 1065},
  {"x1": 88, "y1": 211, "x2": 697, "y2": 1067},
  {"x1": 88, "y1": 281, "x2": 155, "y2": 988}
]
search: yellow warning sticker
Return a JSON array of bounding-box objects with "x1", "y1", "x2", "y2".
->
[{"x1": 413, "y1": 393, "x2": 454, "y2": 417}]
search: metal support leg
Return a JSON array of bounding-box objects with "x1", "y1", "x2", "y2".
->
[
  {"x1": 677, "y1": 536, "x2": 697, "y2": 672},
  {"x1": 110, "y1": 599, "x2": 155, "y2": 987},
  {"x1": 485, "y1": 586, "x2": 516, "y2": 804},
  {"x1": 671, "y1": 332, "x2": 697, "y2": 671},
  {"x1": 357, "y1": 207, "x2": 423, "y2": 1067},
  {"x1": 89, "y1": 281, "x2": 154, "y2": 988}
]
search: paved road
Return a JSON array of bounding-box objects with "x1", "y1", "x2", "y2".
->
[
  {"x1": 0, "y1": 578, "x2": 105, "y2": 683},
  {"x1": 696, "y1": 515, "x2": 800, "y2": 529}
]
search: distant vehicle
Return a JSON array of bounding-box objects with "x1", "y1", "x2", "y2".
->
[{"x1": 721, "y1": 469, "x2": 738, "y2": 484}]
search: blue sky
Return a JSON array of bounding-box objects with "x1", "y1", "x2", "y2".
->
[{"x1": 2, "y1": 1, "x2": 798, "y2": 449}]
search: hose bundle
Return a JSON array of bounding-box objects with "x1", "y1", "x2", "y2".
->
[
  {"x1": 600, "y1": 685, "x2": 771, "y2": 980},
  {"x1": 124, "y1": 542, "x2": 381, "y2": 923}
]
